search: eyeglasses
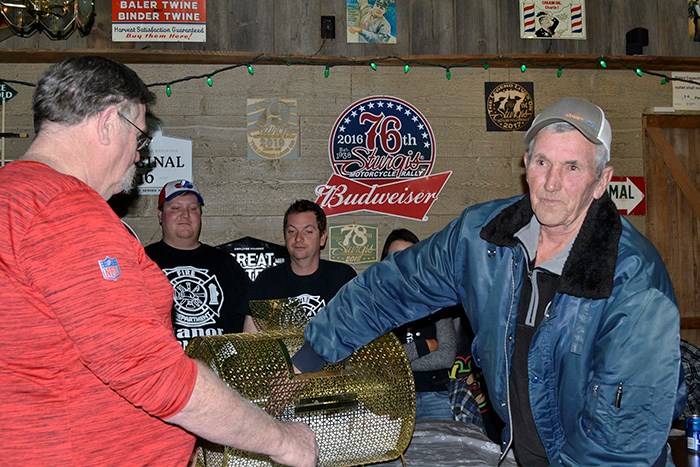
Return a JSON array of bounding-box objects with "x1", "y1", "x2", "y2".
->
[{"x1": 118, "y1": 112, "x2": 152, "y2": 151}]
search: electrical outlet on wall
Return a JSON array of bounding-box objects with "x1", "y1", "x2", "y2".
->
[{"x1": 321, "y1": 16, "x2": 335, "y2": 39}]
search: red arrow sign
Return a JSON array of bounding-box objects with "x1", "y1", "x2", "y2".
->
[{"x1": 608, "y1": 176, "x2": 646, "y2": 215}]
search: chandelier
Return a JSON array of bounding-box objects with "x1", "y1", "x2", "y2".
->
[{"x1": 0, "y1": 1, "x2": 94, "y2": 38}]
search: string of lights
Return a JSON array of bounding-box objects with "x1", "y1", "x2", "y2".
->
[{"x1": 2, "y1": 54, "x2": 699, "y2": 95}]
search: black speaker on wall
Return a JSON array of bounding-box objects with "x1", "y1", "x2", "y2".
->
[{"x1": 626, "y1": 27, "x2": 649, "y2": 55}]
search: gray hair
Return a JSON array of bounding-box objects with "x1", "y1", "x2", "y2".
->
[
  {"x1": 33, "y1": 56, "x2": 155, "y2": 133},
  {"x1": 526, "y1": 122, "x2": 609, "y2": 178}
]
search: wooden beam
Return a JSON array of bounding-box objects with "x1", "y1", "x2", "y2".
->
[
  {"x1": 681, "y1": 316, "x2": 700, "y2": 330},
  {"x1": 644, "y1": 114, "x2": 700, "y2": 129},
  {"x1": 0, "y1": 50, "x2": 700, "y2": 71},
  {"x1": 645, "y1": 127, "x2": 700, "y2": 221}
]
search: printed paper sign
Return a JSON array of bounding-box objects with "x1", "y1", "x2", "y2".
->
[
  {"x1": 328, "y1": 224, "x2": 378, "y2": 264},
  {"x1": 316, "y1": 95, "x2": 451, "y2": 221},
  {"x1": 608, "y1": 176, "x2": 646, "y2": 216},
  {"x1": 112, "y1": 0, "x2": 206, "y2": 42},
  {"x1": 520, "y1": 0, "x2": 586, "y2": 40},
  {"x1": 672, "y1": 72, "x2": 700, "y2": 110},
  {"x1": 135, "y1": 130, "x2": 192, "y2": 195}
]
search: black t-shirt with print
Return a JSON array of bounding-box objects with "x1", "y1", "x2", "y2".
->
[
  {"x1": 243, "y1": 259, "x2": 356, "y2": 318},
  {"x1": 145, "y1": 240, "x2": 252, "y2": 349}
]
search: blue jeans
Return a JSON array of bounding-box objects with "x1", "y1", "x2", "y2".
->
[{"x1": 415, "y1": 390, "x2": 453, "y2": 421}]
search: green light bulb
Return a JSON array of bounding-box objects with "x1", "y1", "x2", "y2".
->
[
  {"x1": 556, "y1": 68, "x2": 563, "y2": 78},
  {"x1": 324, "y1": 66, "x2": 330, "y2": 78},
  {"x1": 247, "y1": 64, "x2": 254, "y2": 75},
  {"x1": 370, "y1": 62, "x2": 377, "y2": 71},
  {"x1": 404, "y1": 63, "x2": 410, "y2": 74},
  {"x1": 520, "y1": 64, "x2": 527, "y2": 73},
  {"x1": 483, "y1": 61, "x2": 489, "y2": 70},
  {"x1": 661, "y1": 77, "x2": 668, "y2": 85},
  {"x1": 166, "y1": 85, "x2": 172, "y2": 97},
  {"x1": 445, "y1": 68, "x2": 451, "y2": 80},
  {"x1": 207, "y1": 76, "x2": 213, "y2": 87},
  {"x1": 635, "y1": 68, "x2": 643, "y2": 77},
  {"x1": 599, "y1": 59, "x2": 607, "y2": 69}
]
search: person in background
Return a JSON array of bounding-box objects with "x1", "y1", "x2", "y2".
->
[
  {"x1": 680, "y1": 339, "x2": 700, "y2": 418},
  {"x1": 243, "y1": 199, "x2": 356, "y2": 332},
  {"x1": 382, "y1": 228, "x2": 458, "y2": 421},
  {"x1": 448, "y1": 308, "x2": 504, "y2": 443},
  {"x1": 294, "y1": 97, "x2": 685, "y2": 466},
  {"x1": 146, "y1": 179, "x2": 252, "y2": 349},
  {"x1": 0, "y1": 55, "x2": 316, "y2": 466}
]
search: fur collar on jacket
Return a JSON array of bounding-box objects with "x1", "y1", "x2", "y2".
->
[{"x1": 479, "y1": 193, "x2": 621, "y2": 300}]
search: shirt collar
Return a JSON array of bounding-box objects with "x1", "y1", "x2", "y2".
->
[{"x1": 515, "y1": 215, "x2": 574, "y2": 276}]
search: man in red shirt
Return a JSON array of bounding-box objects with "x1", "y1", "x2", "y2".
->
[{"x1": 0, "y1": 56, "x2": 317, "y2": 466}]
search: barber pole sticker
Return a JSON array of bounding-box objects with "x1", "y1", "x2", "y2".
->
[
  {"x1": 316, "y1": 96, "x2": 451, "y2": 221},
  {"x1": 519, "y1": 0, "x2": 587, "y2": 40},
  {"x1": 608, "y1": 176, "x2": 646, "y2": 216},
  {"x1": 522, "y1": 3, "x2": 536, "y2": 33}
]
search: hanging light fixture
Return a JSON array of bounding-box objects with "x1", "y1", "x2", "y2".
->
[{"x1": 0, "y1": 0, "x2": 94, "y2": 39}]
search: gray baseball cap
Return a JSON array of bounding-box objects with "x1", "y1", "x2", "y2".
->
[{"x1": 524, "y1": 97, "x2": 612, "y2": 161}]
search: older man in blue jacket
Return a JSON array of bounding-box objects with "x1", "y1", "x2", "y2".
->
[{"x1": 295, "y1": 97, "x2": 684, "y2": 465}]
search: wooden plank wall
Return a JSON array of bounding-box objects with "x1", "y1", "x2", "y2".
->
[
  {"x1": 644, "y1": 115, "x2": 700, "y2": 347},
  {"x1": 0, "y1": 0, "x2": 697, "y2": 57},
  {"x1": 1, "y1": 1, "x2": 697, "y2": 346}
]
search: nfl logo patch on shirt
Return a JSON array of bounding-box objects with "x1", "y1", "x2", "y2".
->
[{"x1": 98, "y1": 256, "x2": 122, "y2": 281}]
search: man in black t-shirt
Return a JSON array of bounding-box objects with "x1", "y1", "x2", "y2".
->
[
  {"x1": 145, "y1": 179, "x2": 252, "y2": 349},
  {"x1": 242, "y1": 200, "x2": 356, "y2": 332}
]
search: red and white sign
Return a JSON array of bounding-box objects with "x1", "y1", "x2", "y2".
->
[
  {"x1": 608, "y1": 176, "x2": 646, "y2": 216},
  {"x1": 316, "y1": 96, "x2": 451, "y2": 221},
  {"x1": 112, "y1": 0, "x2": 206, "y2": 42}
]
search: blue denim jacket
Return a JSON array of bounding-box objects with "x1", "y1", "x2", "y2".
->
[{"x1": 305, "y1": 194, "x2": 685, "y2": 465}]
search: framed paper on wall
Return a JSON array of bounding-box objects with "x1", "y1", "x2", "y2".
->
[
  {"x1": 690, "y1": 0, "x2": 700, "y2": 42},
  {"x1": 347, "y1": 0, "x2": 397, "y2": 44},
  {"x1": 519, "y1": 0, "x2": 586, "y2": 40}
]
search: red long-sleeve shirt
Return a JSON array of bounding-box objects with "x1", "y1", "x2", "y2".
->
[{"x1": 0, "y1": 161, "x2": 197, "y2": 466}]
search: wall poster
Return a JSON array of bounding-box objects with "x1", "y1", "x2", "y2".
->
[
  {"x1": 519, "y1": 0, "x2": 586, "y2": 40},
  {"x1": 690, "y1": 0, "x2": 700, "y2": 42},
  {"x1": 346, "y1": 0, "x2": 397, "y2": 43}
]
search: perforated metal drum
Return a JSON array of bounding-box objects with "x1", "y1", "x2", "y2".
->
[{"x1": 186, "y1": 299, "x2": 416, "y2": 466}]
